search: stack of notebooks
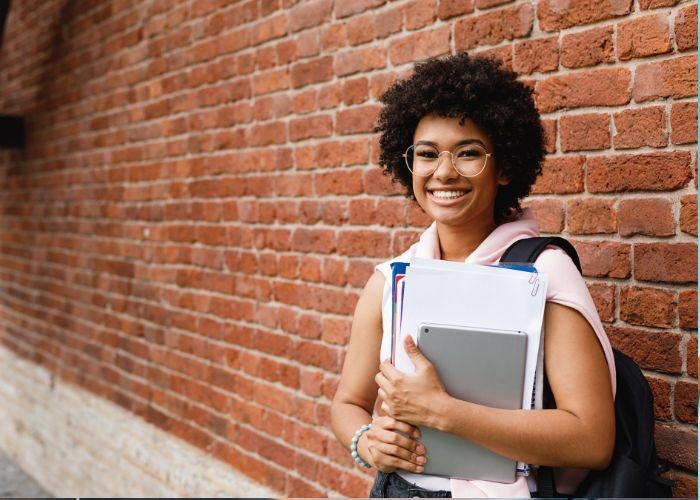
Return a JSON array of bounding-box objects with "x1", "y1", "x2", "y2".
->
[{"x1": 389, "y1": 258, "x2": 548, "y2": 483}]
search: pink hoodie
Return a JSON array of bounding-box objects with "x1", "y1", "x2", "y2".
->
[{"x1": 376, "y1": 209, "x2": 616, "y2": 497}]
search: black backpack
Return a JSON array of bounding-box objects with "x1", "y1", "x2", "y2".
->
[{"x1": 500, "y1": 236, "x2": 675, "y2": 498}]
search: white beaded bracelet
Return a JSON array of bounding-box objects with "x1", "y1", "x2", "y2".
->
[{"x1": 350, "y1": 423, "x2": 372, "y2": 468}]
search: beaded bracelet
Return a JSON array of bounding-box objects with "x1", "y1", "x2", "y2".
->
[{"x1": 350, "y1": 423, "x2": 372, "y2": 468}]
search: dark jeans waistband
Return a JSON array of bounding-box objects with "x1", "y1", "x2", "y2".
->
[{"x1": 369, "y1": 471, "x2": 452, "y2": 498}]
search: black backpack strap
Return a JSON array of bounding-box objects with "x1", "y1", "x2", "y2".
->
[{"x1": 500, "y1": 236, "x2": 582, "y2": 274}]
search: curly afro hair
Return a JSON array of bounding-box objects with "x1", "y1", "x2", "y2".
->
[{"x1": 376, "y1": 52, "x2": 545, "y2": 223}]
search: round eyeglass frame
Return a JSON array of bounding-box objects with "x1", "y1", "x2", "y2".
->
[{"x1": 402, "y1": 144, "x2": 493, "y2": 178}]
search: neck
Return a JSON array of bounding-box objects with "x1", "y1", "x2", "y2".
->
[{"x1": 436, "y1": 220, "x2": 497, "y2": 262}]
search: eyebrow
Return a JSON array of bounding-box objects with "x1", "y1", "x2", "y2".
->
[{"x1": 415, "y1": 138, "x2": 487, "y2": 149}]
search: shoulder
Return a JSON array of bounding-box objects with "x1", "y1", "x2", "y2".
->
[{"x1": 534, "y1": 245, "x2": 590, "y2": 300}]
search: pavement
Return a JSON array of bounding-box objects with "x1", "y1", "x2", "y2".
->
[{"x1": 0, "y1": 448, "x2": 52, "y2": 498}]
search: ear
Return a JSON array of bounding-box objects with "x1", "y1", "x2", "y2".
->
[{"x1": 497, "y1": 170, "x2": 510, "y2": 186}]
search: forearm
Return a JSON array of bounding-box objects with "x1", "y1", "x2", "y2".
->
[
  {"x1": 426, "y1": 395, "x2": 613, "y2": 469},
  {"x1": 330, "y1": 398, "x2": 373, "y2": 450}
]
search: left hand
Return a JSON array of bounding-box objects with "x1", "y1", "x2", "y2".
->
[{"x1": 375, "y1": 335, "x2": 450, "y2": 427}]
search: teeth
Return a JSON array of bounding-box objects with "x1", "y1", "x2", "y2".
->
[{"x1": 431, "y1": 190, "x2": 467, "y2": 199}]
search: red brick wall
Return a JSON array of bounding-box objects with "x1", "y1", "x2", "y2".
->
[{"x1": 0, "y1": 0, "x2": 696, "y2": 496}]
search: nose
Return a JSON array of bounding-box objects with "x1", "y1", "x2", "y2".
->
[{"x1": 433, "y1": 150, "x2": 459, "y2": 180}]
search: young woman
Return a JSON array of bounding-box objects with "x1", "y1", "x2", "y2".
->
[{"x1": 330, "y1": 53, "x2": 616, "y2": 498}]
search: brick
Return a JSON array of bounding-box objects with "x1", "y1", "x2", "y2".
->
[
  {"x1": 688, "y1": 338, "x2": 698, "y2": 378},
  {"x1": 405, "y1": 0, "x2": 438, "y2": 30},
  {"x1": 639, "y1": 0, "x2": 682, "y2": 9},
  {"x1": 476, "y1": 0, "x2": 514, "y2": 7},
  {"x1": 347, "y1": 13, "x2": 375, "y2": 46},
  {"x1": 575, "y1": 240, "x2": 631, "y2": 278},
  {"x1": 321, "y1": 23, "x2": 347, "y2": 51},
  {"x1": 315, "y1": 169, "x2": 364, "y2": 196},
  {"x1": 531, "y1": 155, "x2": 585, "y2": 194},
  {"x1": 606, "y1": 326, "x2": 683, "y2": 374},
  {"x1": 288, "y1": 0, "x2": 332, "y2": 33},
  {"x1": 295, "y1": 339, "x2": 342, "y2": 372},
  {"x1": 374, "y1": 4, "x2": 404, "y2": 38},
  {"x1": 670, "y1": 100, "x2": 698, "y2": 145},
  {"x1": 473, "y1": 45, "x2": 514, "y2": 69},
  {"x1": 587, "y1": 282, "x2": 615, "y2": 322},
  {"x1": 337, "y1": 229, "x2": 391, "y2": 257},
  {"x1": 634, "y1": 55, "x2": 698, "y2": 102},
  {"x1": 291, "y1": 56, "x2": 334, "y2": 88},
  {"x1": 560, "y1": 27, "x2": 614, "y2": 68},
  {"x1": 680, "y1": 194, "x2": 698, "y2": 236},
  {"x1": 675, "y1": 379, "x2": 698, "y2": 425},
  {"x1": 296, "y1": 30, "x2": 322, "y2": 58},
  {"x1": 287, "y1": 475, "x2": 325, "y2": 498},
  {"x1": 292, "y1": 88, "x2": 317, "y2": 115},
  {"x1": 455, "y1": 3, "x2": 533, "y2": 50},
  {"x1": 587, "y1": 152, "x2": 692, "y2": 193},
  {"x1": 560, "y1": 113, "x2": 610, "y2": 152},
  {"x1": 537, "y1": 0, "x2": 632, "y2": 30},
  {"x1": 252, "y1": 68, "x2": 290, "y2": 95},
  {"x1": 336, "y1": 105, "x2": 381, "y2": 135},
  {"x1": 513, "y1": 37, "x2": 559, "y2": 75},
  {"x1": 253, "y1": 14, "x2": 287, "y2": 45},
  {"x1": 618, "y1": 198, "x2": 674, "y2": 237},
  {"x1": 541, "y1": 119, "x2": 557, "y2": 153},
  {"x1": 619, "y1": 286, "x2": 677, "y2": 328},
  {"x1": 647, "y1": 376, "x2": 673, "y2": 420},
  {"x1": 617, "y1": 13, "x2": 671, "y2": 60},
  {"x1": 335, "y1": 0, "x2": 385, "y2": 18},
  {"x1": 342, "y1": 77, "x2": 369, "y2": 105},
  {"x1": 634, "y1": 243, "x2": 698, "y2": 284},
  {"x1": 335, "y1": 45, "x2": 387, "y2": 76},
  {"x1": 567, "y1": 198, "x2": 617, "y2": 234},
  {"x1": 613, "y1": 106, "x2": 667, "y2": 149},
  {"x1": 321, "y1": 317, "x2": 350, "y2": 345},
  {"x1": 389, "y1": 26, "x2": 451, "y2": 65},
  {"x1": 438, "y1": 0, "x2": 475, "y2": 20},
  {"x1": 678, "y1": 289, "x2": 698, "y2": 330},
  {"x1": 675, "y1": 3, "x2": 698, "y2": 51},
  {"x1": 535, "y1": 68, "x2": 631, "y2": 113},
  {"x1": 670, "y1": 471, "x2": 698, "y2": 499},
  {"x1": 288, "y1": 114, "x2": 332, "y2": 141},
  {"x1": 655, "y1": 424, "x2": 697, "y2": 471},
  {"x1": 522, "y1": 199, "x2": 564, "y2": 233}
]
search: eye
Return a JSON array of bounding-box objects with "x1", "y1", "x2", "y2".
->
[
  {"x1": 455, "y1": 145, "x2": 485, "y2": 160},
  {"x1": 414, "y1": 145, "x2": 439, "y2": 160}
]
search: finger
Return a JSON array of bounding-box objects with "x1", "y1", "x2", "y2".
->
[
  {"x1": 378, "y1": 358, "x2": 400, "y2": 381},
  {"x1": 367, "y1": 424, "x2": 426, "y2": 473},
  {"x1": 372, "y1": 417, "x2": 424, "y2": 452},
  {"x1": 403, "y1": 335, "x2": 429, "y2": 368}
]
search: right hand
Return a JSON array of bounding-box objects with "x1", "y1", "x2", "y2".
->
[{"x1": 362, "y1": 415, "x2": 426, "y2": 473}]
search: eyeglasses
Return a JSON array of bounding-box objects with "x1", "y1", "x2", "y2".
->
[{"x1": 402, "y1": 143, "x2": 493, "y2": 178}]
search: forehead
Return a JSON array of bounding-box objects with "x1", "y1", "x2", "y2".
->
[{"x1": 413, "y1": 114, "x2": 492, "y2": 147}]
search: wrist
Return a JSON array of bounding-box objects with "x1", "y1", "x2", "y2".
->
[{"x1": 350, "y1": 423, "x2": 372, "y2": 468}]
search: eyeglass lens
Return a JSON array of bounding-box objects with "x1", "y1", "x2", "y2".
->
[{"x1": 404, "y1": 144, "x2": 489, "y2": 177}]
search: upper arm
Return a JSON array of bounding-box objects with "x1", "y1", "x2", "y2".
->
[
  {"x1": 543, "y1": 302, "x2": 615, "y2": 456},
  {"x1": 332, "y1": 270, "x2": 386, "y2": 413}
]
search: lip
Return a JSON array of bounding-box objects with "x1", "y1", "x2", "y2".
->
[{"x1": 426, "y1": 188, "x2": 471, "y2": 203}]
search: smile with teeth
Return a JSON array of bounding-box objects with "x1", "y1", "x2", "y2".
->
[{"x1": 430, "y1": 189, "x2": 468, "y2": 199}]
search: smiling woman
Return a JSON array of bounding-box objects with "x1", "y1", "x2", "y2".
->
[{"x1": 330, "y1": 53, "x2": 616, "y2": 498}]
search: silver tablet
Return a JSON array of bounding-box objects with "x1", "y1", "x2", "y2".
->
[{"x1": 416, "y1": 322, "x2": 528, "y2": 483}]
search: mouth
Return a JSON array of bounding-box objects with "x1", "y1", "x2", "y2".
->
[{"x1": 428, "y1": 189, "x2": 470, "y2": 201}]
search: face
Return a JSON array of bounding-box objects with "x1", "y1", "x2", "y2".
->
[{"x1": 411, "y1": 114, "x2": 509, "y2": 233}]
